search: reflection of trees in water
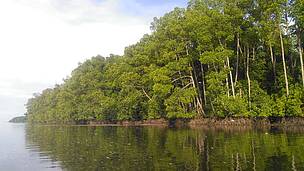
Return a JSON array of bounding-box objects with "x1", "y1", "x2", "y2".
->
[{"x1": 25, "y1": 126, "x2": 304, "y2": 171}]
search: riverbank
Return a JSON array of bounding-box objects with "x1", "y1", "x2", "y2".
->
[{"x1": 86, "y1": 117, "x2": 304, "y2": 127}]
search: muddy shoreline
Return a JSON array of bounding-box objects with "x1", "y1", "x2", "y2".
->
[{"x1": 85, "y1": 117, "x2": 304, "y2": 128}]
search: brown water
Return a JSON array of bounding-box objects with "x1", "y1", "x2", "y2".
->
[{"x1": 1, "y1": 123, "x2": 304, "y2": 171}]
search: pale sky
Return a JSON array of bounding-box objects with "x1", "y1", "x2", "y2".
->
[{"x1": 0, "y1": 0, "x2": 187, "y2": 121}]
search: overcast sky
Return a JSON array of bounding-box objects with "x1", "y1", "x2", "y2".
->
[{"x1": 0, "y1": 0, "x2": 187, "y2": 121}]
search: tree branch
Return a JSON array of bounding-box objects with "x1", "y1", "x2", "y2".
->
[{"x1": 142, "y1": 88, "x2": 152, "y2": 101}]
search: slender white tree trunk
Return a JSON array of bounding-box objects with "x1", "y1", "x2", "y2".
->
[
  {"x1": 227, "y1": 57, "x2": 235, "y2": 98},
  {"x1": 235, "y1": 33, "x2": 240, "y2": 85},
  {"x1": 269, "y1": 43, "x2": 276, "y2": 84},
  {"x1": 298, "y1": 32, "x2": 304, "y2": 87},
  {"x1": 247, "y1": 46, "x2": 251, "y2": 108},
  {"x1": 279, "y1": 29, "x2": 289, "y2": 96}
]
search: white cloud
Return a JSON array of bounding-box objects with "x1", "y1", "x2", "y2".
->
[{"x1": 0, "y1": 0, "x2": 149, "y2": 83}]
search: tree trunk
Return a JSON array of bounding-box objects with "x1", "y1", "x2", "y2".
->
[
  {"x1": 200, "y1": 63, "x2": 207, "y2": 106},
  {"x1": 224, "y1": 62, "x2": 230, "y2": 97},
  {"x1": 244, "y1": 45, "x2": 246, "y2": 80},
  {"x1": 227, "y1": 56, "x2": 235, "y2": 98},
  {"x1": 269, "y1": 43, "x2": 276, "y2": 86},
  {"x1": 247, "y1": 46, "x2": 251, "y2": 108},
  {"x1": 226, "y1": 76, "x2": 230, "y2": 97},
  {"x1": 279, "y1": 28, "x2": 289, "y2": 96},
  {"x1": 187, "y1": 45, "x2": 204, "y2": 116},
  {"x1": 235, "y1": 33, "x2": 240, "y2": 85},
  {"x1": 190, "y1": 69, "x2": 204, "y2": 116},
  {"x1": 192, "y1": 62, "x2": 203, "y2": 106},
  {"x1": 298, "y1": 31, "x2": 304, "y2": 87}
]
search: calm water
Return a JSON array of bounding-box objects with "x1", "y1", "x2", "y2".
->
[{"x1": 1, "y1": 123, "x2": 304, "y2": 171}]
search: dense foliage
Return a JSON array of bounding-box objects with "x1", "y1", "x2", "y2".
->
[{"x1": 26, "y1": 0, "x2": 304, "y2": 123}]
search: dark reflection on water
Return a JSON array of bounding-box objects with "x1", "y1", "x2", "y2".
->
[{"x1": 25, "y1": 125, "x2": 304, "y2": 171}]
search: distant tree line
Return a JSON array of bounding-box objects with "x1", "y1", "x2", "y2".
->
[
  {"x1": 9, "y1": 116, "x2": 26, "y2": 123},
  {"x1": 26, "y1": 0, "x2": 304, "y2": 123}
]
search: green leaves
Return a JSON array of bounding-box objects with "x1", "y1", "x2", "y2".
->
[
  {"x1": 165, "y1": 87, "x2": 197, "y2": 119},
  {"x1": 200, "y1": 48, "x2": 234, "y2": 64},
  {"x1": 212, "y1": 95, "x2": 249, "y2": 117}
]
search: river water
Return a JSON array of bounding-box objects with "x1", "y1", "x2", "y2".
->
[{"x1": 0, "y1": 122, "x2": 304, "y2": 171}]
